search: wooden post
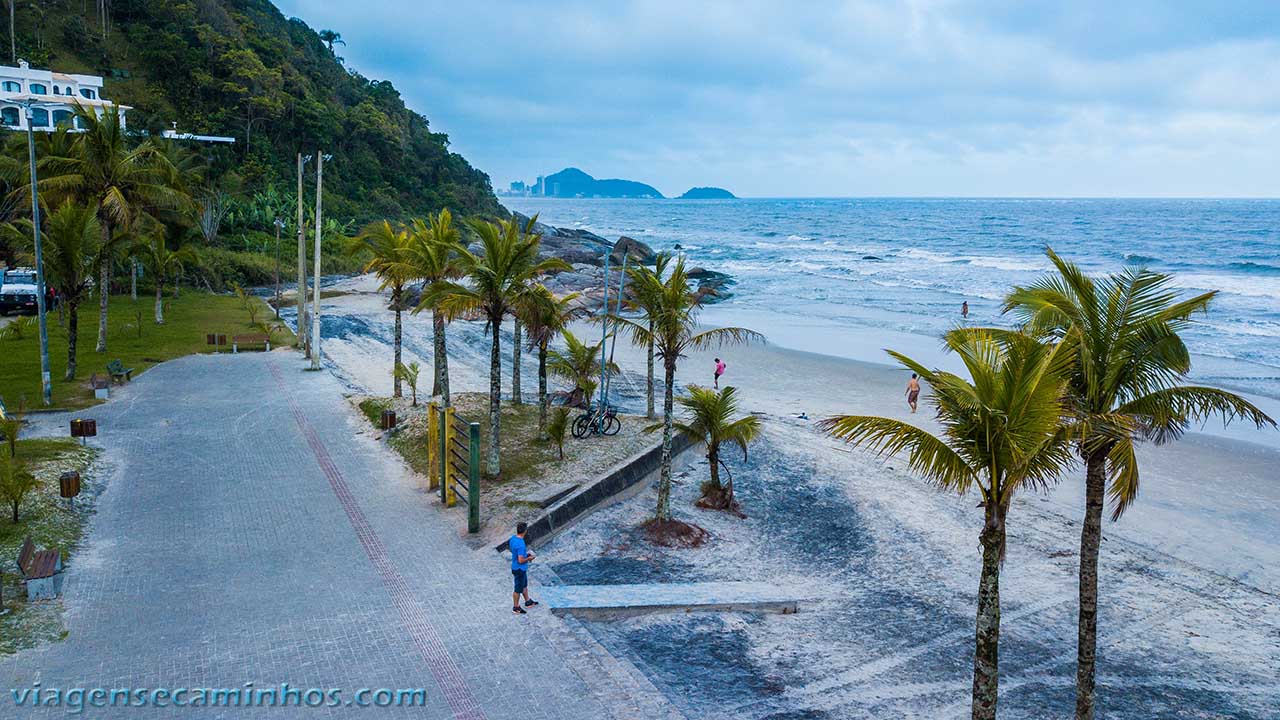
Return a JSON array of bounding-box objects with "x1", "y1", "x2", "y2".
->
[
  {"x1": 426, "y1": 402, "x2": 439, "y2": 490},
  {"x1": 438, "y1": 405, "x2": 448, "y2": 504},
  {"x1": 467, "y1": 422, "x2": 481, "y2": 533},
  {"x1": 443, "y1": 406, "x2": 457, "y2": 507}
]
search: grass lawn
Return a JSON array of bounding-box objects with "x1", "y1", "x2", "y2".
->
[
  {"x1": 0, "y1": 291, "x2": 293, "y2": 411},
  {"x1": 0, "y1": 438, "x2": 96, "y2": 654}
]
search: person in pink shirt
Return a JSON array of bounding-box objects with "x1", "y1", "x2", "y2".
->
[{"x1": 714, "y1": 358, "x2": 726, "y2": 388}]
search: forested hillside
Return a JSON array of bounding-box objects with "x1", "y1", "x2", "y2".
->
[{"x1": 2, "y1": 0, "x2": 500, "y2": 223}]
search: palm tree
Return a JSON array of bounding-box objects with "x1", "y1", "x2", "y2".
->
[
  {"x1": 427, "y1": 215, "x2": 567, "y2": 476},
  {"x1": 1003, "y1": 249, "x2": 1275, "y2": 720},
  {"x1": 821, "y1": 330, "x2": 1075, "y2": 720},
  {"x1": 351, "y1": 220, "x2": 414, "y2": 398},
  {"x1": 664, "y1": 385, "x2": 760, "y2": 510},
  {"x1": 4, "y1": 203, "x2": 99, "y2": 379},
  {"x1": 318, "y1": 29, "x2": 345, "y2": 54},
  {"x1": 40, "y1": 104, "x2": 186, "y2": 352},
  {"x1": 134, "y1": 234, "x2": 197, "y2": 325},
  {"x1": 403, "y1": 209, "x2": 464, "y2": 405},
  {"x1": 520, "y1": 285, "x2": 582, "y2": 435},
  {"x1": 625, "y1": 252, "x2": 673, "y2": 419},
  {"x1": 395, "y1": 361, "x2": 421, "y2": 406},
  {"x1": 547, "y1": 328, "x2": 617, "y2": 409},
  {"x1": 611, "y1": 257, "x2": 763, "y2": 521}
]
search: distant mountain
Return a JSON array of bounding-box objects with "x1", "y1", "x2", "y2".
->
[
  {"x1": 541, "y1": 168, "x2": 663, "y2": 198},
  {"x1": 679, "y1": 187, "x2": 736, "y2": 199}
]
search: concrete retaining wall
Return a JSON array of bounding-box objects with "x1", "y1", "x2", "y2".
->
[{"x1": 497, "y1": 433, "x2": 696, "y2": 553}]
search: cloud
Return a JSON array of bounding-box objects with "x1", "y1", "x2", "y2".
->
[{"x1": 274, "y1": 0, "x2": 1280, "y2": 197}]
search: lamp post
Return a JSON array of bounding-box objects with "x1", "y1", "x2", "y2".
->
[
  {"x1": 273, "y1": 216, "x2": 285, "y2": 319},
  {"x1": 22, "y1": 102, "x2": 51, "y2": 406},
  {"x1": 296, "y1": 153, "x2": 311, "y2": 355},
  {"x1": 309, "y1": 152, "x2": 330, "y2": 371}
]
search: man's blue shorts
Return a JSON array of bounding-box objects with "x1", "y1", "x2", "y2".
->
[{"x1": 512, "y1": 569, "x2": 528, "y2": 593}]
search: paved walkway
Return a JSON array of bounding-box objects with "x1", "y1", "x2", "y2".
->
[{"x1": 0, "y1": 352, "x2": 669, "y2": 718}]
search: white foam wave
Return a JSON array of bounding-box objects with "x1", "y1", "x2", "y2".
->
[{"x1": 1174, "y1": 273, "x2": 1280, "y2": 299}]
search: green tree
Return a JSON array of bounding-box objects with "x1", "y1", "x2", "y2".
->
[
  {"x1": 0, "y1": 452, "x2": 38, "y2": 523},
  {"x1": 403, "y1": 209, "x2": 464, "y2": 405},
  {"x1": 547, "y1": 406, "x2": 570, "y2": 460},
  {"x1": 612, "y1": 258, "x2": 762, "y2": 521},
  {"x1": 821, "y1": 330, "x2": 1076, "y2": 720},
  {"x1": 0, "y1": 400, "x2": 21, "y2": 458},
  {"x1": 426, "y1": 215, "x2": 567, "y2": 476},
  {"x1": 133, "y1": 234, "x2": 197, "y2": 324},
  {"x1": 5, "y1": 203, "x2": 100, "y2": 379},
  {"x1": 547, "y1": 328, "x2": 617, "y2": 410},
  {"x1": 625, "y1": 251, "x2": 673, "y2": 419},
  {"x1": 395, "y1": 361, "x2": 421, "y2": 407},
  {"x1": 661, "y1": 385, "x2": 760, "y2": 511},
  {"x1": 1003, "y1": 249, "x2": 1275, "y2": 720},
  {"x1": 351, "y1": 220, "x2": 414, "y2": 398},
  {"x1": 41, "y1": 104, "x2": 186, "y2": 352},
  {"x1": 520, "y1": 285, "x2": 583, "y2": 435}
]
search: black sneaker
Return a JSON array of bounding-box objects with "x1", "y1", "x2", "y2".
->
[
  {"x1": 512, "y1": 606, "x2": 527, "y2": 615},
  {"x1": 524, "y1": 599, "x2": 539, "y2": 608}
]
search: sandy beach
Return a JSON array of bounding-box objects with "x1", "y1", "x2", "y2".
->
[{"x1": 303, "y1": 274, "x2": 1280, "y2": 718}]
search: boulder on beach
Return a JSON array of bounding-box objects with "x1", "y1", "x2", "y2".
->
[{"x1": 611, "y1": 236, "x2": 657, "y2": 265}]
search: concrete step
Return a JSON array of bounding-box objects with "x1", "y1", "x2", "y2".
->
[{"x1": 542, "y1": 581, "x2": 809, "y2": 618}]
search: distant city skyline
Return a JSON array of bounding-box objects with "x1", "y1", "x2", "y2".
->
[{"x1": 276, "y1": 1, "x2": 1280, "y2": 198}]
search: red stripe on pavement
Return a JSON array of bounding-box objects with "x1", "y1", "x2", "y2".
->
[{"x1": 270, "y1": 361, "x2": 486, "y2": 720}]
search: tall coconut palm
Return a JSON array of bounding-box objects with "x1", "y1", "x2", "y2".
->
[
  {"x1": 1003, "y1": 248, "x2": 1275, "y2": 720},
  {"x1": 351, "y1": 220, "x2": 415, "y2": 398},
  {"x1": 402, "y1": 209, "x2": 464, "y2": 405},
  {"x1": 821, "y1": 329, "x2": 1075, "y2": 720},
  {"x1": 40, "y1": 104, "x2": 186, "y2": 352},
  {"x1": 427, "y1": 215, "x2": 567, "y2": 476},
  {"x1": 519, "y1": 284, "x2": 583, "y2": 435},
  {"x1": 611, "y1": 257, "x2": 763, "y2": 521},
  {"x1": 547, "y1": 328, "x2": 617, "y2": 410},
  {"x1": 4, "y1": 203, "x2": 99, "y2": 379},
  {"x1": 625, "y1": 251, "x2": 673, "y2": 419},
  {"x1": 664, "y1": 384, "x2": 760, "y2": 510},
  {"x1": 133, "y1": 233, "x2": 197, "y2": 325}
]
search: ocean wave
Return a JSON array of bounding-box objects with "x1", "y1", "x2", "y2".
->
[
  {"x1": 900, "y1": 248, "x2": 1049, "y2": 272},
  {"x1": 786, "y1": 234, "x2": 814, "y2": 242},
  {"x1": 1175, "y1": 273, "x2": 1280, "y2": 299}
]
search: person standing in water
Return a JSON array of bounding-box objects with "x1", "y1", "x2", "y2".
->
[
  {"x1": 906, "y1": 373, "x2": 921, "y2": 413},
  {"x1": 714, "y1": 358, "x2": 726, "y2": 388},
  {"x1": 961, "y1": 301, "x2": 969, "y2": 319}
]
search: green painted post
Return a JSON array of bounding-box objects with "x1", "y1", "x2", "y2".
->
[
  {"x1": 468, "y1": 422, "x2": 481, "y2": 533},
  {"x1": 438, "y1": 406, "x2": 448, "y2": 504}
]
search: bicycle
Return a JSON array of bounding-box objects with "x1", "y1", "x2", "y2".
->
[{"x1": 571, "y1": 403, "x2": 620, "y2": 438}]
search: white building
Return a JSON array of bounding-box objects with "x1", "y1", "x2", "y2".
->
[{"x1": 0, "y1": 60, "x2": 129, "y2": 131}]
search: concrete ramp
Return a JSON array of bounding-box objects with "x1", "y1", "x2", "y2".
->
[{"x1": 541, "y1": 581, "x2": 808, "y2": 618}]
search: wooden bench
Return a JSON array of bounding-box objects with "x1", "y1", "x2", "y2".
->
[
  {"x1": 232, "y1": 333, "x2": 270, "y2": 353},
  {"x1": 17, "y1": 537, "x2": 63, "y2": 601},
  {"x1": 106, "y1": 359, "x2": 133, "y2": 384}
]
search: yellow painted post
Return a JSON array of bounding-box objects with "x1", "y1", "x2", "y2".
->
[
  {"x1": 444, "y1": 406, "x2": 457, "y2": 507},
  {"x1": 426, "y1": 402, "x2": 440, "y2": 490}
]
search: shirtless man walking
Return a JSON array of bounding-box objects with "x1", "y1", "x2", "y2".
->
[{"x1": 905, "y1": 373, "x2": 921, "y2": 413}]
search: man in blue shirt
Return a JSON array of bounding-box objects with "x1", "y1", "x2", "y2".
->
[{"x1": 509, "y1": 522, "x2": 538, "y2": 614}]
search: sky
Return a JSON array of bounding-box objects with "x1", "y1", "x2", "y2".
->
[{"x1": 273, "y1": 1, "x2": 1280, "y2": 198}]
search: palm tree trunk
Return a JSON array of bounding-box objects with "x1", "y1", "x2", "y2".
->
[
  {"x1": 512, "y1": 319, "x2": 522, "y2": 404},
  {"x1": 130, "y1": 259, "x2": 137, "y2": 301},
  {"x1": 538, "y1": 342, "x2": 548, "y2": 438},
  {"x1": 646, "y1": 325, "x2": 655, "y2": 419},
  {"x1": 96, "y1": 222, "x2": 112, "y2": 352},
  {"x1": 972, "y1": 503, "x2": 1005, "y2": 720},
  {"x1": 487, "y1": 315, "x2": 502, "y2": 477},
  {"x1": 64, "y1": 299, "x2": 79, "y2": 381},
  {"x1": 391, "y1": 287, "x2": 402, "y2": 398},
  {"x1": 655, "y1": 360, "x2": 676, "y2": 521},
  {"x1": 154, "y1": 281, "x2": 164, "y2": 324},
  {"x1": 708, "y1": 445, "x2": 721, "y2": 490},
  {"x1": 432, "y1": 310, "x2": 450, "y2": 405},
  {"x1": 1075, "y1": 449, "x2": 1108, "y2": 720}
]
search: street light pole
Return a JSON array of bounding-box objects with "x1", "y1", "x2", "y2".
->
[
  {"x1": 296, "y1": 153, "x2": 310, "y2": 355},
  {"x1": 309, "y1": 152, "x2": 325, "y2": 371},
  {"x1": 23, "y1": 103, "x2": 51, "y2": 406}
]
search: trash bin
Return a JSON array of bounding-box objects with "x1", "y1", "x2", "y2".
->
[
  {"x1": 59, "y1": 471, "x2": 81, "y2": 499},
  {"x1": 381, "y1": 409, "x2": 397, "y2": 429}
]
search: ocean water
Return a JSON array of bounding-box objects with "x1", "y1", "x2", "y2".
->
[{"x1": 502, "y1": 197, "x2": 1280, "y2": 400}]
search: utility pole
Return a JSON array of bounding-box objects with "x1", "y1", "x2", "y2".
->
[
  {"x1": 273, "y1": 217, "x2": 285, "y2": 319},
  {"x1": 597, "y1": 246, "x2": 611, "y2": 410},
  {"x1": 309, "y1": 152, "x2": 325, "y2": 371},
  {"x1": 24, "y1": 103, "x2": 51, "y2": 406},
  {"x1": 296, "y1": 153, "x2": 309, "y2": 355}
]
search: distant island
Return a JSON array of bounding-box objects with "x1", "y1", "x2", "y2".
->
[
  {"x1": 678, "y1": 187, "x2": 736, "y2": 199},
  {"x1": 509, "y1": 168, "x2": 663, "y2": 199}
]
